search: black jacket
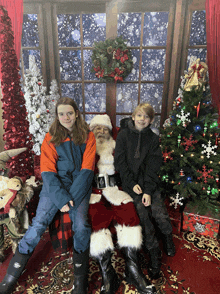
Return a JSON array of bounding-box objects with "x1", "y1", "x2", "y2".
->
[{"x1": 114, "y1": 118, "x2": 162, "y2": 199}]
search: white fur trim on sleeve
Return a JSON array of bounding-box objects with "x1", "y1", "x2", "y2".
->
[{"x1": 89, "y1": 193, "x2": 102, "y2": 204}]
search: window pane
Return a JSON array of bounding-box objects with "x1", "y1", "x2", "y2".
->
[
  {"x1": 85, "y1": 114, "x2": 98, "y2": 124},
  {"x1": 117, "y1": 13, "x2": 141, "y2": 46},
  {"x1": 187, "y1": 48, "x2": 207, "y2": 70},
  {"x1": 116, "y1": 84, "x2": 138, "y2": 113},
  {"x1": 22, "y1": 50, "x2": 41, "y2": 73},
  {"x1": 82, "y1": 14, "x2": 106, "y2": 47},
  {"x1": 143, "y1": 12, "x2": 169, "y2": 46},
  {"x1": 125, "y1": 49, "x2": 140, "y2": 81},
  {"x1": 140, "y1": 83, "x2": 163, "y2": 113},
  {"x1": 22, "y1": 14, "x2": 39, "y2": 47},
  {"x1": 84, "y1": 83, "x2": 106, "y2": 112},
  {"x1": 142, "y1": 49, "x2": 166, "y2": 81},
  {"x1": 84, "y1": 50, "x2": 98, "y2": 80},
  {"x1": 61, "y1": 83, "x2": 83, "y2": 111},
  {"x1": 189, "y1": 11, "x2": 206, "y2": 46},
  {"x1": 59, "y1": 50, "x2": 82, "y2": 80},
  {"x1": 57, "y1": 14, "x2": 81, "y2": 47}
]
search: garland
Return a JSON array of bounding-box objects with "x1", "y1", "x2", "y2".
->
[{"x1": 91, "y1": 36, "x2": 133, "y2": 82}]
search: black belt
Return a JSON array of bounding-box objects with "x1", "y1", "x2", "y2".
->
[
  {"x1": 0, "y1": 213, "x2": 9, "y2": 221},
  {"x1": 94, "y1": 173, "x2": 122, "y2": 189}
]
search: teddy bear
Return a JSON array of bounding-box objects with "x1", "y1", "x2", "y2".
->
[{"x1": 0, "y1": 176, "x2": 34, "y2": 263}]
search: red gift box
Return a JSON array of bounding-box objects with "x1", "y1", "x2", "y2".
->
[{"x1": 182, "y1": 204, "x2": 220, "y2": 238}]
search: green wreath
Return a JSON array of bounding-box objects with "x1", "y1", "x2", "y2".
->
[{"x1": 91, "y1": 36, "x2": 133, "y2": 82}]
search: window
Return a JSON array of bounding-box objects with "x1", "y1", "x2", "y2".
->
[
  {"x1": 57, "y1": 13, "x2": 106, "y2": 122},
  {"x1": 187, "y1": 10, "x2": 207, "y2": 69},
  {"x1": 20, "y1": 0, "x2": 206, "y2": 128},
  {"x1": 116, "y1": 11, "x2": 170, "y2": 128},
  {"x1": 21, "y1": 14, "x2": 42, "y2": 82}
]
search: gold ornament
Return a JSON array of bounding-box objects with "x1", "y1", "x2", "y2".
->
[
  {"x1": 36, "y1": 113, "x2": 40, "y2": 119},
  {"x1": 184, "y1": 58, "x2": 208, "y2": 91}
]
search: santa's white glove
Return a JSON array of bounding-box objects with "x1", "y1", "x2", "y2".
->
[
  {"x1": 89, "y1": 193, "x2": 102, "y2": 204},
  {"x1": 102, "y1": 186, "x2": 133, "y2": 206}
]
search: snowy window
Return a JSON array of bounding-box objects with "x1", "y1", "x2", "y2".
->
[
  {"x1": 116, "y1": 11, "x2": 169, "y2": 128},
  {"x1": 21, "y1": 14, "x2": 42, "y2": 78},
  {"x1": 22, "y1": 14, "x2": 39, "y2": 47},
  {"x1": 187, "y1": 11, "x2": 207, "y2": 70},
  {"x1": 57, "y1": 13, "x2": 106, "y2": 118}
]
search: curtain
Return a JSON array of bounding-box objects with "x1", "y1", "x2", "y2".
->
[
  {"x1": 0, "y1": 0, "x2": 23, "y2": 82},
  {"x1": 206, "y1": 0, "x2": 220, "y2": 122}
]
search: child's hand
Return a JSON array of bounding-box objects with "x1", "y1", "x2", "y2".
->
[
  {"x1": 133, "y1": 184, "x2": 142, "y2": 194},
  {"x1": 60, "y1": 200, "x2": 74, "y2": 212},
  {"x1": 142, "y1": 194, "x2": 151, "y2": 207}
]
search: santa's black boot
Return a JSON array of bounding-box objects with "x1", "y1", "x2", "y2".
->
[
  {"x1": 123, "y1": 247, "x2": 157, "y2": 294},
  {"x1": 163, "y1": 233, "x2": 176, "y2": 256},
  {"x1": 96, "y1": 250, "x2": 121, "y2": 294},
  {"x1": 72, "y1": 248, "x2": 90, "y2": 294},
  {"x1": 0, "y1": 248, "x2": 31, "y2": 294},
  {"x1": 147, "y1": 247, "x2": 161, "y2": 280}
]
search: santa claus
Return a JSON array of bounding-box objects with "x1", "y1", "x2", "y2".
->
[{"x1": 88, "y1": 114, "x2": 156, "y2": 294}]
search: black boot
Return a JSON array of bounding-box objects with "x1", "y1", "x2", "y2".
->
[
  {"x1": 96, "y1": 250, "x2": 121, "y2": 294},
  {"x1": 0, "y1": 248, "x2": 31, "y2": 294},
  {"x1": 163, "y1": 233, "x2": 176, "y2": 256},
  {"x1": 72, "y1": 248, "x2": 89, "y2": 294},
  {"x1": 123, "y1": 247, "x2": 157, "y2": 294},
  {"x1": 148, "y1": 247, "x2": 161, "y2": 280}
]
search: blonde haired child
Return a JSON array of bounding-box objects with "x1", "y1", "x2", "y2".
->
[{"x1": 115, "y1": 102, "x2": 175, "y2": 279}]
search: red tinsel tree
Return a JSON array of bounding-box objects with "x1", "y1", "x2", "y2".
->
[{"x1": 0, "y1": 6, "x2": 34, "y2": 178}]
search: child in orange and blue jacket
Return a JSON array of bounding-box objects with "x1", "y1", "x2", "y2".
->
[{"x1": 0, "y1": 97, "x2": 96, "y2": 294}]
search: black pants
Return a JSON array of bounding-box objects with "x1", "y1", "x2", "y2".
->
[{"x1": 132, "y1": 190, "x2": 172, "y2": 250}]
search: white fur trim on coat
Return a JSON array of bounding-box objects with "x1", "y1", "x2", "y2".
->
[
  {"x1": 102, "y1": 186, "x2": 133, "y2": 206},
  {"x1": 115, "y1": 224, "x2": 142, "y2": 249},
  {"x1": 89, "y1": 193, "x2": 102, "y2": 204},
  {"x1": 90, "y1": 228, "x2": 114, "y2": 257}
]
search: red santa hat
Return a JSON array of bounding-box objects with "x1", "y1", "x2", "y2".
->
[{"x1": 89, "y1": 114, "x2": 112, "y2": 131}]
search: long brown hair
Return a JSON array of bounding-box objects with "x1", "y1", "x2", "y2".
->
[{"x1": 49, "y1": 97, "x2": 89, "y2": 146}]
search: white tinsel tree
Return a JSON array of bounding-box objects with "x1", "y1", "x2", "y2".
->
[
  {"x1": 24, "y1": 55, "x2": 60, "y2": 155},
  {"x1": 47, "y1": 79, "x2": 60, "y2": 127}
]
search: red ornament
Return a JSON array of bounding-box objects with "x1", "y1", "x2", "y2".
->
[{"x1": 197, "y1": 165, "x2": 214, "y2": 184}]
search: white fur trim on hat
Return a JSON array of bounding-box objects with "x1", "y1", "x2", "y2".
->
[{"x1": 89, "y1": 114, "x2": 112, "y2": 131}]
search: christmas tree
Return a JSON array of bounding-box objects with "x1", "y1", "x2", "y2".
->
[
  {"x1": 160, "y1": 58, "x2": 220, "y2": 216},
  {"x1": 0, "y1": 6, "x2": 34, "y2": 178},
  {"x1": 24, "y1": 55, "x2": 59, "y2": 155}
]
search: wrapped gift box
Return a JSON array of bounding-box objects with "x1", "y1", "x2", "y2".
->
[{"x1": 182, "y1": 203, "x2": 220, "y2": 238}]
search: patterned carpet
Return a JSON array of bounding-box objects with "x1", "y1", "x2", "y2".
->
[{"x1": 0, "y1": 228, "x2": 220, "y2": 294}]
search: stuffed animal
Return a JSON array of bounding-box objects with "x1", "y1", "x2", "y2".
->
[
  {"x1": 0, "y1": 147, "x2": 27, "y2": 176},
  {"x1": 0, "y1": 176, "x2": 34, "y2": 263}
]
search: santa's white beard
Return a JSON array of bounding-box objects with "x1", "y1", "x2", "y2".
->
[{"x1": 96, "y1": 137, "x2": 116, "y2": 175}]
